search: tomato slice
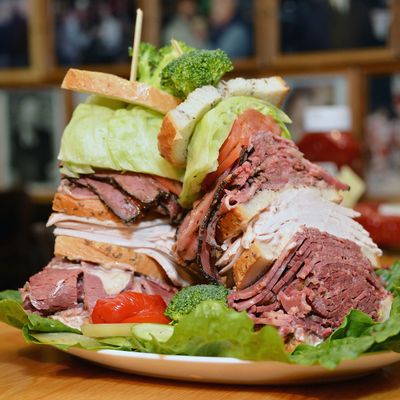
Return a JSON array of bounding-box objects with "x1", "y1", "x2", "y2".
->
[
  {"x1": 91, "y1": 292, "x2": 168, "y2": 324},
  {"x1": 202, "y1": 109, "x2": 282, "y2": 190}
]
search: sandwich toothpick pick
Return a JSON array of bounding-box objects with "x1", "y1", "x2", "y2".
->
[
  {"x1": 130, "y1": 8, "x2": 143, "y2": 82},
  {"x1": 171, "y1": 39, "x2": 183, "y2": 56}
]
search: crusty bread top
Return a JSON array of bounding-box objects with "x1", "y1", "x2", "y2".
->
[
  {"x1": 158, "y1": 86, "x2": 222, "y2": 167},
  {"x1": 52, "y1": 192, "x2": 120, "y2": 223},
  {"x1": 62, "y1": 69, "x2": 181, "y2": 114},
  {"x1": 157, "y1": 76, "x2": 290, "y2": 167},
  {"x1": 217, "y1": 76, "x2": 289, "y2": 107},
  {"x1": 54, "y1": 235, "x2": 168, "y2": 281}
]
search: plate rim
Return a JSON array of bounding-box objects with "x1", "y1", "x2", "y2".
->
[{"x1": 68, "y1": 346, "x2": 400, "y2": 366}]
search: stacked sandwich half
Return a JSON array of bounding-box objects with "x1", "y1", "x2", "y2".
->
[
  {"x1": 158, "y1": 74, "x2": 392, "y2": 348},
  {"x1": 21, "y1": 56, "x2": 199, "y2": 328},
  {"x1": 19, "y1": 41, "x2": 239, "y2": 329}
]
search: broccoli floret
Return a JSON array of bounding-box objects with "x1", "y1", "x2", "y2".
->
[
  {"x1": 160, "y1": 49, "x2": 234, "y2": 99},
  {"x1": 136, "y1": 43, "x2": 160, "y2": 84},
  {"x1": 165, "y1": 284, "x2": 229, "y2": 322},
  {"x1": 148, "y1": 41, "x2": 193, "y2": 90},
  {"x1": 129, "y1": 41, "x2": 193, "y2": 90}
]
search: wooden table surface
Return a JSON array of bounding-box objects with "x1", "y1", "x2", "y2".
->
[{"x1": 2, "y1": 324, "x2": 400, "y2": 400}]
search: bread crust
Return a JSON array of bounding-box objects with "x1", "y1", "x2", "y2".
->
[
  {"x1": 217, "y1": 207, "x2": 245, "y2": 243},
  {"x1": 232, "y1": 242, "x2": 273, "y2": 289},
  {"x1": 273, "y1": 77, "x2": 290, "y2": 107},
  {"x1": 158, "y1": 85, "x2": 222, "y2": 166},
  {"x1": 62, "y1": 69, "x2": 181, "y2": 114},
  {"x1": 54, "y1": 235, "x2": 167, "y2": 281},
  {"x1": 52, "y1": 192, "x2": 120, "y2": 222},
  {"x1": 158, "y1": 113, "x2": 181, "y2": 166}
]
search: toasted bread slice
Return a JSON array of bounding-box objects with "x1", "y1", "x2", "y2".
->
[
  {"x1": 217, "y1": 77, "x2": 289, "y2": 107},
  {"x1": 62, "y1": 69, "x2": 181, "y2": 114},
  {"x1": 158, "y1": 85, "x2": 222, "y2": 166},
  {"x1": 158, "y1": 77, "x2": 290, "y2": 167},
  {"x1": 217, "y1": 187, "x2": 342, "y2": 242},
  {"x1": 52, "y1": 192, "x2": 119, "y2": 223},
  {"x1": 232, "y1": 241, "x2": 275, "y2": 289},
  {"x1": 54, "y1": 235, "x2": 167, "y2": 281}
]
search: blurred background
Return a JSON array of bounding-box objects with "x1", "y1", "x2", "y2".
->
[{"x1": 0, "y1": 0, "x2": 399, "y2": 290}]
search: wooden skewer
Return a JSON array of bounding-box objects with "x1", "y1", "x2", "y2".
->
[
  {"x1": 171, "y1": 39, "x2": 183, "y2": 56},
  {"x1": 130, "y1": 8, "x2": 143, "y2": 82}
]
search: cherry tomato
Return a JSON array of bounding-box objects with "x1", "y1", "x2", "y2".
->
[{"x1": 91, "y1": 292, "x2": 169, "y2": 324}]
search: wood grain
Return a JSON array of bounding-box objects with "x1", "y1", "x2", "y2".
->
[{"x1": 1, "y1": 323, "x2": 400, "y2": 400}]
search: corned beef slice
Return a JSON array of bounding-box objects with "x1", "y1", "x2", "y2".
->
[{"x1": 229, "y1": 228, "x2": 391, "y2": 343}]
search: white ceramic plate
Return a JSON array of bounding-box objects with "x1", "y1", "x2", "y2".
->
[{"x1": 67, "y1": 348, "x2": 400, "y2": 385}]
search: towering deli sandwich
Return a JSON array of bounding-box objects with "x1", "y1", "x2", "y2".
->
[
  {"x1": 20, "y1": 42, "x2": 236, "y2": 329},
  {"x1": 158, "y1": 77, "x2": 391, "y2": 347}
]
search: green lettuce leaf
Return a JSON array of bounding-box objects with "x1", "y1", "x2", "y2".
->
[
  {"x1": 291, "y1": 337, "x2": 375, "y2": 370},
  {"x1": 58, "y1": 101, "x2": 184, "y2": 181},
  {"x1": 0, "y1": 299, "x2": 28, "y2": 329},
  {"x1": 179, "y1": 96, "x2": 292, "y2": 207},
  {"x1": 132, "y1": 301, "x2": 290, "y2": 362},
  {"x1": 0, "y1": 298, "x2": 80, "y2": 334},
  {"x1": 0, "y1": 290, "x2": 22, "y2": 303},
  {"x1": 377, "y1": 261, "x2": 400, "y2": 294}
]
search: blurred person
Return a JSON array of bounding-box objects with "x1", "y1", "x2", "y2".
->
[
  {"x1": 392, "y1": 119, "x2": 400, "y2": 170},
  {"x1": 57, "y1": 5, "x2": 90, "y2": 65},
  {"x1": 95, "y1": 2, "x2": 124, "y2": 62},
  {"x1": 281, "y1": 0, "x2": 381, "y2": 53},
  {"x1": 11, "y1": 97, "x2": 52, "y2": 184},
  {"x1": 0, "y1": 0, "x2": 12, "y2": 67},
  {"x1": 330, "y1": 0, "x2": 378, "y2": 49},
  {"x1": 163, "y1": 0, "x2": 208, "y2": 48},
  {"x1": 8, "y1": 0, "x2": 28, "y2": 66},
  {"x1": 283, "y1": 88, "x2": 312, "y2": 141},
  {"x1": 366, "y1": 108, "x2": 392, "y2": 173},
  {"x1": 0, "y1": 0, "x2": 28, "y2": 67},
  {"x1": 391, "y1": 75, "x2": 400, "y2": 170},
  {"x1": 209, "y1": 0, "x2": 252, "y2": 59}
]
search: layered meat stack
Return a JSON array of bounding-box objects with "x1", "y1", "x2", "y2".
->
[
  {"x1": 22, "y1": 174, "x2": 188, "y2": 329},
  {"x1": 20, "y1": 71, "x2": 191, "y2": 329},
  {"x1": 174, "y1": 111, "x2": 391, "y2": 347}
]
